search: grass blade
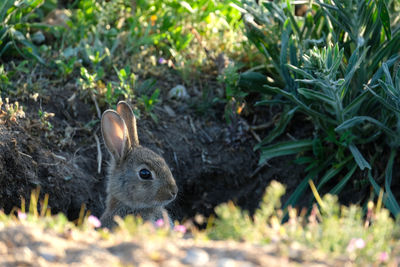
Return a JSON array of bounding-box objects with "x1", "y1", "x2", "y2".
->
[
  {"x1": 298, "y1": 88, "x2": 336, "y2": 106},
  {"x1": 378, "y1": 0, "x2": 391, "y2": 40},
  {"x1": 284, "y1": 157, "x2": 332, "y2": 209},
  {"x1": 254, "y1": 106, "x2": 298, "y2": 149},
  {"x1": 348, "y1": 143, "x2": 371, "y2": 170},
  {"x1": 265, "y1": 85, "x2": 337, "y2": 124},
  {"x1": 317, "y1": 157, "x2": 351, "y2": 190},
  {"x1": 259, "y1": 139, "x2": 313, "y2": 164},
  {"x1": 330, "y1": 163, "x2": 357, "y2": 194},
  {"x1": 336, "y1": 116, "x2": 397, "y2": 139},
  {"x1": 384, "y1": 149, "x2": 400, "y2": 215}
]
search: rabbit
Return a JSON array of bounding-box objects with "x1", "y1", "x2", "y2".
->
[{"x1": 100, "y1": 101, "x2": 178, "y2": 229}]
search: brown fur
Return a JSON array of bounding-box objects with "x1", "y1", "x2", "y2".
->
[{"x1": 100, "y1": 102, "x2": 178, "y2": 229}]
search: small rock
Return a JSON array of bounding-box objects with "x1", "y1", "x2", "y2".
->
[
  {"x1": 163, "y1": 105, "x2": 176, "y2": 117},
  {"x1": 168, "y1": 85, "x2": 189, "y2": 100},
  {"x1": 138, "y1": 262, "x2": 159, "y2": 267},
  {"x1": 217, "y1": 258, "x2": 236, "y2": 267},
  {"x1": 44, "y1": 9, "x2": 71, "y2": 27},
  {"x1": 288, "y1": 241, "x2": 303, "y2": 260},
  {"x1": 32, "y1": 31, "x2": 45, "y2": 44},
  {"x1": 39, "y1": 252, "x2": 57, "y2": 262},
  {"x1": 181, "y1": 248, "x2": 209, "y2": 266},
  {"x1": 217, "y1": 258, "x2": 255, "y2": 267},
  {"x1": 14, "y1": 247, "x2": 34, "y2": 262},
  {"x1": 0, "y1": 242, "x2": 7, "y2": 254}
]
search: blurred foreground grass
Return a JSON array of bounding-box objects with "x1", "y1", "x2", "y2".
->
[{"x1": 1, "y1": 181, "x2": 399, "y2": 265}]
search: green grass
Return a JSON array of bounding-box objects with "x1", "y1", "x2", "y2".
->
[{"x1": 1, "y1": 0, "x2": 250, "y2": 120}]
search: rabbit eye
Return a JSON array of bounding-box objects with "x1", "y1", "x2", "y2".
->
[{"x1": 139, "y1": 168, "x2": 152, "y2": 180}]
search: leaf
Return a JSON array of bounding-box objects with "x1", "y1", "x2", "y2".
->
[
  {"x1": 369, "y1": 54, "x2": 400, "y2": 86},
  {"x1": 384, "y1": 149, "x2": 400, "y2": 215},
  {"x1": 316, "y1": 158, "x2": 350, "y2": 190},
  {"x1": 369, "y1": 31, "x2": 400, "y2": 74},
  {"x1": 367, "y1": 87, "x2": 400, "y2": 115},
  {"x1": 264, "y1": 85, "x2": 337, "y2": 124},
  {"x1": 378, "y1": 0, "x2": 391, "y2": 40},
  {"x1": 286, "y1": 64, "x2": 314, "y2": 79},
  {"x1": 280, "y1": 23, "x2": 293, "y2": 87},
  {"x1": 255, "y1": 99, "x2": 290, "y2": 106},
  {"x1": 254, "y1": 106, "x2": 298, "y2": 149},
  {"x1": 331, "y1": 163, "x2": 357, "y2": 194},
  {"x1": 283, "y1": 176, "x2": 311, "y2": 210},
  {"x1": 285, "y1": 4, "x2": 300, "y2": 38},
  {"x1": 283, "y1": 157, "x2": 332, "y2": 209},
  {"x1": 238, "y1": 71, "x2": 267, "y2": 93},
  {"x1": 180, "y1": 1, "x2": 194, "y2": 13},
  {"x1": 20, "y1": 39, "x2": 45, "y2": 64},
  {"x1": 343, "y1": 90, "x2": 370, "y2": 116},
  {"x1": 341, "y1": 46, "x2": 369, "y2": 97},
  {"x1": 298, "y1": 88, "x2": 336, "y2": 106},
  {"x1": 336, "y1": 116, "x2": 397, "y2": 139},
  {"x1": 259, "y1": 139, "x2": 313, "y2": 164},
  {"x1": 348, "y1": 143, "x2": 371, "y2": 170},
  {"x1": 368, "y1": 170, "x2": 400, "y2": 216}
]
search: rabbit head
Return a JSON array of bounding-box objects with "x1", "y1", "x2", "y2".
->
[{"x1": 101, "y1": 101, "x2": 178, "y2": 211}]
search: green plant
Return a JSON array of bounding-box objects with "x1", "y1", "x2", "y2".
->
[
  {"x1": 218, "y1": 63, "x2": 248, "y2": 123},
  {"x1": 0, "y1": 65, "x2": 10, "y2": 90},
  {"x1": 138, "y1": 88, "x2": 160, "y2": 122},
  {"x1": 0, "y1": 97, "x2": 25, "y2": 123},
  {"x1": 38, "y1": 108, "x2": 54, "y2": 131},
  {"x1": 114, "y1": 66, "x2": 135, "y2": 100},
  {"x1": 209, "y1": 180, "x2": 400, "y2": 265},
  {"x1": 238, "y1": 0, "x2": 400, "y2": 214},
  {"x1": 54, "y1": 56, "x2": 77, "y2": 80},
  {"x1": 0, "y1": 0, "x2": 47, "y2": 63}
]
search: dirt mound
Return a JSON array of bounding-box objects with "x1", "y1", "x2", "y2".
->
[
  {"x1": 0, "y1": 121, "x2": 104, "y2": 218},
  {"x1": 0, "y1": 81, "x2": 305, "y2": 223}
]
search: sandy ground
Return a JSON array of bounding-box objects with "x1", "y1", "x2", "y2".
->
[{"x1": 0, "y1": 222, "x2": 346, "y2": 267}]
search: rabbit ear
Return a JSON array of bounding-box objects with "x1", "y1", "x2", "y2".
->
[
  {"x1": 116, "y1": 101, "x2": 139, "y2": 148},
  {"x1": 101, "y1": 110, "x2": 129, "y2": 161}
]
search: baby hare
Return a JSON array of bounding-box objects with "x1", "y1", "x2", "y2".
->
[{"x1": 100, "y1": 101, "x2": 178, "y2": 229}]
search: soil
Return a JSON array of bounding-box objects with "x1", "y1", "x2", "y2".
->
[
  {"x1": 0, "y1": 222, "x2": 345, "y2": 267},
  {"x1": 0, "y1": 72, "x2": 310, "y2": 224}
]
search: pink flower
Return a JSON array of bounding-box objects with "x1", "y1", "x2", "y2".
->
[
  {"x1": 18, "y1": 211, "x2": 27, "y2": 220},
  {"x1": 346, "y1": 238, "x2": 365, "y2": 252},
  {"x1": 87, "y1": 215, "x2": 101, "y2": 228},
  {"x1": 378, "y1": 252, "x2": 389, "y2": 262},
  {"x1": 174, "y1": 225, "x2": 186, "y2": 233},
  {"x1": 354, "y1": 238, "x2": 365, "y2": 249},
  {"x1": 155, "y1": 219, "x2": 164, "y2": 227}
]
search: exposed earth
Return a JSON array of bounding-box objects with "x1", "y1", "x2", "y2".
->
[
  {"x1": 0, "y1": 74, "x2": 310, "y2": 224},
  {"x1": 0, "y1": 221, "x2": 348, "y2": 267}
]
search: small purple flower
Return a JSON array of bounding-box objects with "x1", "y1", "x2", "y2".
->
[
  {"x1": 378, "y1": 252, "x2": 389, "y2": 262},
  {"x1": 155, "y1": 219, "x2": 164, "y2": 227},
  {"x1": 18, "y1": 211, "x2": 27, "y2": 220},
  {"x1": 174, "y1": 225, "x2": 187, "y2": 233},
  {"x1": 158, "y1": 57, "x2": 167, "y2": 64},
  {"x1": 87, "y1": 215, "x2": 101, "y2": 228}
]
